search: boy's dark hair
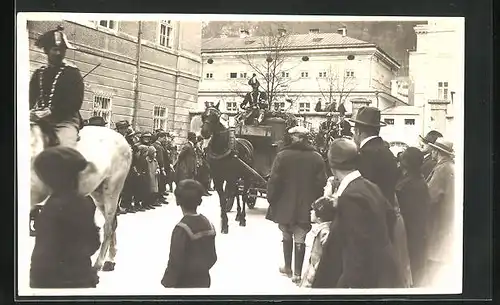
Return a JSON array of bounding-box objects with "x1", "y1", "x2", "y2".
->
[
  {"x1": 311, "y1": 196, "x2": 336, "y2": 221},
  {"x1": 174, "y1": 179, "x2": 205, "y2": 210}
]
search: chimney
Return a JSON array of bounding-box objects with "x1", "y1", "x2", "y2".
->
[
  {"x1": 239, "y1": 29, "x2": 250, "y2": 38},
  {"x1": 278, "y1": 28, "x2": 286, "y2": 36},
  {"x1": 337, "y1": 27, "x2": 347, "y2": 37},
  {"x1": 309, "y1": 28, "x2": 320, "y2": 34}
]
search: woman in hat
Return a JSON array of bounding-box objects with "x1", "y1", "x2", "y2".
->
[
  {"x1": 419, "y1": 130, "x2": 443, "y2": 180},
  {"x1": 143, "y1": 145, "x2": 162, "y2": 209},
  {"x1": 29, "y1": 25, "x2": 84, "y2": 148},
  {"x1": 424, "y1": 138, "x2": 455, "y2": 286},
  {"x1": 161, "y1": 179, "x2": 217, "y2": 288},
  {"x1": 396, "y1": 147, "x2": 431, "y2": 287},
  {"x1": 30, "y1": 146, "x2": 100, "y2": 288}
]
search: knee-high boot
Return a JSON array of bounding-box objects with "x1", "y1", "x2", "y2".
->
[
  {"x1": 279, "y1": 240, "x2": 293, "y2": 278},
  {"x1": 292, "y1": 243, "x2": 306, "y2": 284}
]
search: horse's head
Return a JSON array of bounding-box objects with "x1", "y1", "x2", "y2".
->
[{"x1": 200, "y1": 101, "x2": 222, "y2": 139}]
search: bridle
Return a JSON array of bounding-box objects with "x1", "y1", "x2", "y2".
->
[{"x1": 202, "y1": 107, "x2": 222, "y2": 135}]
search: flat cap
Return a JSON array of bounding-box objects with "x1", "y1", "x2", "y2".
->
[{"x1": 328, "y1": 138, "x2": 359, "y2": 170}]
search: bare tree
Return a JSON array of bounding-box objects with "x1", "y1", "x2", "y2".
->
[
  {"x1": 235, "y1": 26, "x2": 303, "y2": 109},
  {"x1": 316, "y1": 64, "x2": 357, "y2": 112}
]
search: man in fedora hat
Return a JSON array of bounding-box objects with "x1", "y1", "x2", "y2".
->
[
  {"x1": 424, "y1": 137, "x2": 455, "y2": 285},
  {"x1": 313, "y1": 138, "x2": 405, "y2": 288},
  {"x1": 29, "y1": 25, "x2": 84, "y2": 148},
  {"x1": 419, "y1": 130, "x2": 443, "y2": 180},
  {"x1": 266, "y1": 125, "x2": 327, "y2": 284},
  {"x1": 347, "y1": 106, "x2": 400, "y2": 206}
]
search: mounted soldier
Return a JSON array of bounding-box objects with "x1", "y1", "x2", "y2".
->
[
  {"x1": 29, "y1": 25, "x2": 84, "y2": 148},
  {"x1": 238, "y1": 74, "x2": 268, "y2": 126}
]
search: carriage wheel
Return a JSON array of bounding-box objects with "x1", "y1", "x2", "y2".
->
[{"x1": 225, "y1": 195, "x2": 235, "y2": 212}]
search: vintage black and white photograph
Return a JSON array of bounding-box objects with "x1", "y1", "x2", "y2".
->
[{"x1": 17, "y1": 13, "x2": 464, "y2": 296}]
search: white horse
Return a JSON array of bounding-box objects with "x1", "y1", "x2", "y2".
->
[{"x1": 30, "y1": 122, "x2": 132, "y2": 271}]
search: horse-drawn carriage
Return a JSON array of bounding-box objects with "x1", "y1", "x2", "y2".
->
[{"x1": 224, "y1": 116, "x2": 288, "y2": 211}]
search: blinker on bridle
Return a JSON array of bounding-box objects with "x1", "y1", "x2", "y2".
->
[{"x1": 203, "y1": 107, "x2": 221, "y2": 124}]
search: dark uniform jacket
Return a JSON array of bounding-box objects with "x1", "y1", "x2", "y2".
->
[
  {"x1": 152, "y1": 141, "x2": 165, "y2": 169},
  {"x1": 312, "y1": 177, "x2": 405, "y2": 288},
  {"x1": 357, "y1": 137, "x2": 400, "y2": 206},
  {"x1": 241, "y1": 90, "x2": 268, "y2": 109},
  {"x1": 29, "y1": 63, "x2": 84, "y2": 126},
  {"x1": 266, "y1": 142, "x2": 327, "y2": 225},
  {"x1": 30, "y1": 193, "x2": 100, "y2": 288},
  {"x1": 161, "y1": 214, "x2": 217, "y2": 288}
]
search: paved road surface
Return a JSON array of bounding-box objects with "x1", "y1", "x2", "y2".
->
[{"x1": 19, "y1": 192, "x2": 313, "y2": 295}]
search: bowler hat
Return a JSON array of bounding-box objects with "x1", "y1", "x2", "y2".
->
[
  {"x1": 328, "y1": 138, "x2": 359, "y2": 170},
  {"x1": 34, "y1": 146, "x2": 88, "y2": 189},
  {"x1": 87, "y1": 116, "x2": 107, "y2": 126},
  {"x1": 400, "y1": 147, "x2": 424, "y2": 172},
  {"x1": 347, "y1": 106, "x2": 387, "y2": 127},
  {"x1": 35, "y1": 25, "x2": 76, "y2": 50},
  {"x1": 419, "y1": 130, "x2": 443, "y2": 144},
  {"x1": 428, "y1": 138, "x2": 454, "y2": 156},
  {"x1": 156, "y1": 130, "x2": 167, "y2": 137},
  {"x1": 115, "y1": 120, "x2": 130, "y2": 129}
]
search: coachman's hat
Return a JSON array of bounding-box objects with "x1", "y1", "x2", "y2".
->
[
  {"x1": 35, "y1": 25, "x2": 76, "y2": 50},
  {"x1": 328, "y1": 138, "x2": 359, "y2": 170},
  {"x1": 347, "y1": 106, "x2": 387, "y2": 127},
  {"x1": 87, "y1": 116, "x2": 107, "y2": 126},
  {"x1": 419, "y1": 130, "x2": 443, "y2": 144},
  {"x1": 428, "y1": 138, "x2": 454, "y2": 156},
  {"x1": 248, "y1": 74, "x2": 260, "y2": 87},
  {"x1": 34, "y1": 146, "x2": 88, "y2": 188},
  {"x1": 115, "y1": 120, "x2": 130, "y2": 129}
]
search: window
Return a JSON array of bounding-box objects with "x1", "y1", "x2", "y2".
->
[
  {"x1": 226, "y1": 102, "x2": 237, "y2": 112},
  {"x1": 299, "y1": 102, "x2": 311, "y2": 112},
  {"x1": 92, "y1": 95, "x2": 112, "y2": 127},
  {"x1": 318, "y1": 71, "x2": 327, "y2": 78},
  {"x1": 240, "y1": 72, "x2": 247, "y2": 79},
  {"x1": 229, "y1": 72, "x2": 238, "y2": 79},
  {"x1": 438, "y1": 81, "x2": 449, "y2": 100},
  {"x1": 273, "y1": 102, "x2": 285, "y2": 111},
  {"x1": 405, "y1": 118, "x2": 415, "y2": 125},
  {"x1": 384, "y1": 118, "x2": 395, "y2": 125},
  {"x1": 281, "y1": 71, "x2": 290, "y2": 78},
  {"x1": 98, "y1": 20, "x2": 117, "y2": 30},
  {"x1": 300, "y1": 71, "x2": 309, "y2": 78},
  {"x1": 159, "y1": 20, "x2": 173, "y2": 48},
  {"x1": 345, "y1": 70, "x2": 355, "y2": 78},
  {"x1": 153, "y1": 105, "x2": 168, "y2": 130},
  {"x1": 205, "y1": 73, "x2": 213, "y2": 79}
]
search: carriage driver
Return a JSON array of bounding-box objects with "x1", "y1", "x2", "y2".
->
[
  {"x1": 239, "y1": 74, "x2": 268, "y2": 125},
  {"x1": 29, "y1": 25, "x2": 85, "y2": 148}
]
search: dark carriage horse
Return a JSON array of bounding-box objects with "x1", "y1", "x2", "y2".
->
[{"x1": 200, "y1": 102, "x2": 264, "y2": 234}]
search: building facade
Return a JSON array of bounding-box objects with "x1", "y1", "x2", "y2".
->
[
  {"x1": 409, "y1": 18, "x2": 465, "y2": 140},
  {"x1": 192, "y1": 28, "x2": 422, "y2": 144},
  {"x1": 27, "y1": 19, "x2": 202, "y2": 145}
]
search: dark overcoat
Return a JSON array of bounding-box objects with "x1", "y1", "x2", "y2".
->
[
  {"x1": 266, "y1": 142, "x2": 327, "y2": 225},
  {"x1": 421, "y1": 153, "x2": 437, "y2": 181},
  {"x1": 312, "y1": 177, "x2": 406, "y2": 288},
  {"x1": 358, "y1": 136, "x2": 400, "y2": 206},
  {"x1": 396, "y1": 172, "x2": 431, "y2": 286},
  {"x1": 30, "y1": 193, "x2": 100, "y2": 288},
  {"x1": 175, "y1": 142, "x2": 197, "y2": 182}
]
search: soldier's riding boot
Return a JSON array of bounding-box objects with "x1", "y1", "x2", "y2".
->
[
  {"x1": 292, "y1": 243, "x2": 306, "y2": 284},
  {"x1": 279, "y1": 240, "x2": 293, "y2": 278}
]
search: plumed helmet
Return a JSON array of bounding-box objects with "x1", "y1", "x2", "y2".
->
[{"x1": 35, "y1": 25, "x2": 76, "y2": 50}]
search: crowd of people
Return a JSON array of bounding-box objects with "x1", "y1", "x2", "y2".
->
[{"x1": 266, "y1": 106, "x2": 456, "y2": 289}]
